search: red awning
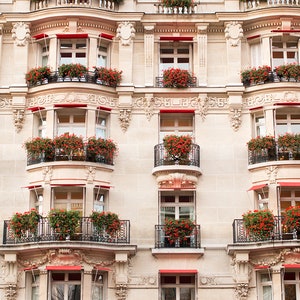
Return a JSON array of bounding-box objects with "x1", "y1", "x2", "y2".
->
[
  {"x1": 51, "y1": 184, "x2": 85, "y2": 187},
  {"x1": 160, "y1": 109, "x2": 195, "y2": 114},
  {"x1": 254, "y1": 265, "x2": 270, "y2": 270},
  {"x1": 99, "y1": 33, "x2": 114, "y2": 40},
  {"x1": 278, "y1": 182, "x2": 300, "y2": 187},
  {"x1": 27, "y1": 107, "x2": 45, "y2": 112},
  {"x1": 247, "y1": 34, "x2": 261, "y2": 40},
  {"x1": 159, "y1": 270, "x2": 197, "y2": 274},
  {"x1": 283, "y1": 264, "x2": 300, "y2": 269},
  {"x1": 160, "y1": 36, "x2": 193, "y2": 41},
  {"x1": 46, "y1": 266, "x2": 82, "y2": 271},
  {"x1": 271, "y1": 30, "x2": 300, "y2": 33},
  {"x1": 94, "y1": 266, "x2": 111, "y2": 271},
  {"x1": 249, "y1": 106, "x2": 263, "y2": 111},
  {"x1": 56, "y1": 34, "x2": 88, "y2": 39},
  {"x1": 95, "y1": 185, "x2": 111, "y2": 190},
  {"x1": 54, "y1": 104, "x2": 87, "y2": 108},
  {"x1": 274, "y1": 102, "x2": 300, "y2": 106},
  {"x1": 23, "y1": 266, "x2": 38, "y2": 271},
  {"x1": 33, "y1": 33, "x2": 49, "y2": 40},
  {"x1": 22, "y1": 185, "x2": 42, "y2": 190},
  {"x1": 248, "y1": 184, "x2": 267, "y2": 191},
  {"x1": 97, "y1": 106, "x2": 112, "y2": 112}
]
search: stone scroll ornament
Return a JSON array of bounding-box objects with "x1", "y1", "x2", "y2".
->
[
  {"x1": 224, "y1": 21, "x2": 243, "y2": 47},
  {"x1": 116, "y1": 22, "x2": 136, "y2": 46},
  {"x1": 12, "y1": 22, "x2": 31, "y2": 46}
]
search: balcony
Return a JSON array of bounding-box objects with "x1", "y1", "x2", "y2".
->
[
  {"x1": 154, "y1": 2, "x2": 199, "y2": 14},
  {"x1": 3, "y1": 217, "x2": 130, "y2": 245},
  {"x1": 242, "y1": 0, "x2": 300, "y2": 10},
  {"x1": 155, "y1": 76, "x2": 197, "y2": 88}
]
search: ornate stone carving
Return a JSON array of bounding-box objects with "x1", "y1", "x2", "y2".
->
[
  {"x1": 86, "y1": 166, "x2": 96, "y2": 183},
  {"x1": 156, "y1": 172, "x2": 198, "y2": 189},
  {"x1": 116, "y1": 22, "x2": 135, "y2": 46},
  {"x1": 115, "y1": 283, "x2": 128, "y2": 300},
  {"x1": 42, "y1": 166, "x2": 53, "y2": 183},
  {"x1": 12, "y1": 22, "x2": 30, "y2": 46},
  {"x1": 119, "y1": 109, "x2": 131, "y2": 132},
  {"x1": 134, "y1": 96, "x2": 155, "y2": 121},
  {"x1": 229, "y1": 107, "x2": 242, "y2": 131},
  {"x1": 12, "y1": 109, "x2": 25, "y2": 132},
  {"x1": 225, "y1": 21, "x2": 243, "y2": 47},
  {"x1": 5, "y1": 284, "x2": 17, "y2": 300},
  {"x1": 235, "y1": 283, "x2": 249, "y2": 300},
  {"x1": 47, "y1": 249, "x2": 83, "y2": 265},
  {"x1": 0, "y1": 97, "x2": 12, "y2": 109},
  {"x1": 266, "y1": 166, "x2": 278, "y2": 184}
]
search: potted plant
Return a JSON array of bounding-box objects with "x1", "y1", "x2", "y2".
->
[
  {"x1": 282, "y1": 206, "x2": 300, "y2": 236},
  {"x1": 24, "y1": 137, "x2": 55, "y2": 162},
  {"x1": 163, "y1": 135, "x2": 192, "y2": 163},
  {"x1": 164, "y1": 218, "x2": 195, "y2": 246},
  {"x1": 161, "y1": 0, "x2": 192, "y2": 7},
  {"x1": 162, "y1": 68, "x2": 196, "y2": 88},
  {"x1": 275, "y1": 63, "x2": 300, "y2": 81},
  {"x1": 26, "y1": 66, "x2": 51, "y2": 86},
  {"x1": 48, "y1": 209, "x2": 81, "y2": 240},
  {"x1": 247, "y1": 135, "x2": 276, "y2": 163},
  {"x1": 90, "y1": 211, "x2": 121, "y2": 236},
  {"x1": 10, "y1": 209, "x2": 41, "y2": 238},
  {"x1": 242, "y1": 209, "x2": 275, "y2": 240},
  {"x1": 86, "y1": 137, "x2": 117, "y2": 164},
  {"x1": 277, "y1": 133, "x2": 300, "y2": 160},
  {"x1": 241, "y1": 69, "x2": 251, "y2": 86},
  {"x1": 58, "y1": 63, "x2": 87, "y2": 79},
  {"x1": 53, "y1": 133, "x2": 84, "y2": 160},
  {"x1": 93, "y1": 67, "x2": 122, "y2": 87},
  {"x1": 241, "y1": 65, "x2": 272, "y2": 85}
]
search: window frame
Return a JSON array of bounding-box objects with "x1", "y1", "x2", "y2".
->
[
  {"x1": 257, "y1": 271, "x2": 273, "y2": 300},
  {"x1": 275, "y1": 109, "x2": 300, "y2": 136}
]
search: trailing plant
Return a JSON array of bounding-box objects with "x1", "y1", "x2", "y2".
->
[
  {"x1": 26, "y1": 66, "x2": 51, "y2": 85},
  {"x1": 247, "y1": 136, "x2": 275, "y2": 151},
  {"x1": 94, "y1": 67, "x2": 122, "y2": 87},
  {"x1": 164, "y1": 218, "x2": 195, "y2": 244},
  {"x1": 242, "y1": 209, "x2": 275, "y2": 239},
  {"x1": 275, "y1": 63, "x2": 300, "y2": 81},
  {"x1": 53, "y1": 133, "x2": 84, "y2": 157},
  {"x1": 24, "y1": 137, "x2": 55, "y2": 160},
  {"x1": 282, "y1": 206, "x2": 300, "y2": 233},
  {"x1": 277, "y1": 133, "x2": 300, "y2": 152},
  {"x1": 162, "y1": 68, "x2": 196, "y2": 88},
  {"x1": 241, "y1": 65, "x2": 272, "y2": 85},
  {"x1": 90, "y1": 211, "x2": 121, "y2": 236},
  {"x1": 163, "y1": 135, "x2": 192, "y2": 161},
  {"x1": 58, "y1": 63, "x2": 87, "y2": 78},
  {"x1": 86, "y1": 137, "x2": 117, "y2": 163}
]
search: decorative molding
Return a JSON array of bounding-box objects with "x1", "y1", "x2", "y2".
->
[
  {"x1": 225, "y1": 22, "x2": 243, "y2": 47},
  {"x1": 5, "y1": 284, "x2": 17, "y2": 300},
  {"x1": 0, "y1": 97, "x2": 12, "y2": 109},
  {"x1": 235, "y1": 283, "x2": 249, "y2": 300},
  {"x1": 229, "y1": 107, "x2": 242, "y2": 131},
  {"x1": 266, "y1": 166, "x2": 278, "y2": 184},
  {"x1": 115, "y1": 283, "x2": 128, "y2": 300},
  {"x1": 12, "y1": 22, "x2": 31, "y2": 46},
  {"x1": 156, "y1": 172, "x2": 198, "y2": 189},
  {"x1": 116, "y1": 22, "x2": 135, "y2": 46},
  {"x1": 119, "y1": 109, "x2": 131, "y2": 132},
  {"x1": 42, "y1": 166, "x2": 53, "y2": 183},
  {"x1": 128, "y1": 274, "x2": 157, "y2": 286},
  {"x1": 86, "y1": 166, "x2": 96, "y2": 183},
  {"x1": 12, "y1": 109, "x2": 25, "y2": 132}
]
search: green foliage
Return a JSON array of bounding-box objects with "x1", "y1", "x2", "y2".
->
[
  {"x1": 90, "y1": 211, "x2": 121, "y2": 236},
  {"x1": 164, "y1": 218, "x2": 195, "y2": 244},
  {"x1": 58, "y1": 63, "x2": 87, "y2": 78},
  {"x1": 247, "y1": 136, "x2": 275, "y2": 151},
  {"x1": 26, "y1": 66, "x2": 51, "y2": 85},
  {"x1": 94, "y1": 67, "x2": 122, "y2": 87},
  {"x1": 282, "y1": 206, "x2": 300, "y2": 232},
  {"x1": 163, "y1": 135, "x2": 192, "y2": 161},
  {"x1": 162, "y1": 68, "x2": 195, "y2": 88},
  {"x1": 24, "y1": 137, "x2": 55, "y2": 159}
]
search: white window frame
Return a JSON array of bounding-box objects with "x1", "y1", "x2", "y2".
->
[
  {"x1": 252, "y1": 112, "x2": 266, "y2": 137},
  {"x1": 59, "y1": 39, "x2": 88, "y2": 66},
  {"x1": 257, "y1": 271, "x2": 273, "y2": 300},
  {"x1": 95, "y1": 111, "x2": 108, "y2": 139},
  {"x1": 25, "y1": 270, "x2": 40, "y2": 300},
  {"x1": 91, "y1": 270, "x2": 107, "y2": 300},
  {"x1": 279, "y1": 187, "x2": 300, "y2": 214},
  {"x1": 94, "y1": 187, "x2": 107, "y2": 213},
  {"x1": 275, "y1": 110, "x2": 300, "y2": 136},
  {"x1": 283, "y1": 270, "x2": 300, "y2": 300}
]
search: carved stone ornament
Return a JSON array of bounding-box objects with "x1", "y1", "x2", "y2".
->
[
  {"x1": 116, "y1": 22, "x2": 136, "y2": 46},
  {"x1": 115, "y1": 283, "x2": 128, "y2": 300},
  {"x1": 229, "y1": 107, "x2": 242, "y2": 131},
  {"x1": 235, "y1": 283, "x2": 249, "y2": 300},
  {"x1": 42, "y1": 166, "x2": 53, "y2": 183},
  {"x1": 266, "y1": 166, "x2": 278, "y2": 184},
  {"x1": 13, "y1": 109, "x2": 25, "y2": 132},
  {"x1": 12, "y1": 22, "x2": 31, "y2": 46},
  {"x1": 5, "y1": 284, "x2": 17, "y2": 300},
  {"x1": 225, "y1": 21, "x2": 243, "y2": 47},
  {"x1": 119, "y1": 109, "x2": 131, "y2": 132},
  {"x1": 86, "y1": 166, "x2": 96, "y2": 183},
  {"x1": 156, "y1": 172, "x2": 198, "y2": 189}
]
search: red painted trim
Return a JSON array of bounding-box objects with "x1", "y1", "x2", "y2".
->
[
  {"x1": 97, "y1": 106, "x2": 112, "y2": 112},
  {"x1": 22, "y1": 185, "x2": 42, "y2": 190},
  {"x1": 27, "y1": 107, "x2": 45, "y2": 112},
  {"x1": 46, "y1": 266, "x2": 82, "y2": 271},
  {"x1": 23, "y1": 266, "x2": 38, "y2": 271},
  {"x1": 160, "y1": 109, "x2": 195, "y2": 114},
  {"x1": 32, "y1": 33, "x2": 49, "y2": 40},
  {"x1": 56, "y1": 34, "x2": 88, "y2": 39},
  {"x1": 254, "y1": 265, "x2": 270, "y2": 269},
  {"x1": 247, "y1": 34, "x2": 261, "y2": 40},
  {"x1": 51, "y1": 184, "x2": 85, "y2": 187},
  {"x1": 248, "y1": 184, "x2": 267, "y2": 191},
  {"x1": 159, "y1": 270, "x2": 197, "y2": 274},
  {"x1": 95, "y1": 185, "x2": 111, "y2": 190},
  {"x1": 99, "y1": 33, "x2": 114, "y2": 40},
  {"x1": 278, "y1": 182, "x2": 300, "y2": 187},
  {"x1": 271, "y1": 30, "x2": 300, "y2": 33},
  {"x1": 54, "y1": 104, "x2": 87, "y2": 108},
  {"x1": 94, "y1": 266, "x2": 111, "y2": 271},
  {"x1": 283, "y1": 264, "x2": 300, "y2": 269},
  {"x1": 249, "y1": 106, "x2": 263, "y2": 111},
  {"x1": 160, "y1": 36, "x2": 193, "y2": 41},
  {"x1": 274, "y1": 102, "x2": 300, "y2": 106}
]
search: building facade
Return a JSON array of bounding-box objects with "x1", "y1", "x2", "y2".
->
[{"x1": 0, "y1": 0, "x2": 299, "y2": 299}]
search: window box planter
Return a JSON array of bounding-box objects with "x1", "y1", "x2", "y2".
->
[
  {"x1": 162, "y1": 68, "x2": 196, "y2": 88},
  {"x1": 241, "y1": 65, "x2": 273, "y2": 86},
  {"x1": 26, "y1": 66, "x2": 51, "y2": 87},
  {"x1": 93, "y1": 67, "x2": 122, "y2": 87}
]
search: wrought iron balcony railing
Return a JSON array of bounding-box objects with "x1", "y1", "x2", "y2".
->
[
  {"x1": 155, "y1": 224, "x2": 201, "y2": 248},
  {"x1": 232, "y1": 216, "x2": 299, "y2": 243},
  {"x1": 27, "y1": 148, "x2": 114, "y2": 166},
  {"x1": 155, "y1": 77, "x2": 197, "y2": 88},
  {"x1": 3, "y1": 217, "x2": 130, "y2": 245},
  {"x1": 248, "y1": 146, "x2": 300, "y2": 165},
  {"x1": 154, "y1": 143, "x2": 200, "y2": 167}
]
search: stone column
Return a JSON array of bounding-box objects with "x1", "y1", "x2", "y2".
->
[
  {"x1": 261, "y1": 36, "x2": 271, "y2": 66},
  {"x1": 264, "y1": 107, "x2": 275, "y2": 136},
  {"x1": 46, "y1": 108, "x2": 55, "y2": 139},
  {"x1": 85, "y1": 184, "x2": 94, "y2": 215},
  {"x1": 83, "y1": 270, "x2": 93, "y2": 299},
  {"x1": 48, "y1": 36, "x2": 58, "y2": 71},
  {"x1": 195, "y1": 23, "x2": 208, "y2": 86},
  {"x1": 116, "y1": 22, "x2": 136, "y2": 86},
  {"x1": 115, "y1": 253, "x2": 129, "y2": 300},
  {"x1": 89, "y1": 36, "x2": 98, "y2": 70},
  {"x1": 39, "y1": 270, "x2": 48, "y2": 299},
  {"x1": 42, "y1": 183, "x2": 52, "y2": 213},
  {"x1": 143, "y1": 24, "x2": 155, "y2": 87},
  {"x1": 271, "y1": 266, "x2": 283, "y2": 300},
  {"x1": 233, "y1": 252, "x2": 250, "y2": 300},
  {"x1": 224, "y1": 22, "x2": 244, "y2": 85},
  {"x1": 0, "y1": 25, "x2": 3, "y2": 71},
  {"x1": 87, "y1": 109, "x2": 96, "y2": 137}
]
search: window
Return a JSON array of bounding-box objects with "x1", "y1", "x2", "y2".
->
[
  {"x1": 256, "y1": 188, "x2": 269, "y2": 210},
  {"x1": 56, "y1": 109, "x2": 86, "y2": 137},
  {"x1": 272, "y1": 36, "x2": 299, "y2": 68},
  {"x1": 161, "y1": 274, "x2": 196, "y2": 300},
  {"x1": 42, "y1": 44, "x2": 49, "y2": 67},
  {"x1": 50, "y1": 271, "x2": 81, "y2": 300},
  {"x1": 26, "y1": 271, "x2": 39, "y2": 300},
  {"x1": 160, "y1": 113, "x2": 194, "y2": 141},
  {"x1": 284, "y1": 271, "x2": 300, "y2": 299},
  {"x1": 59, "y1": 39, "x2": 87, "y2": 66},
  {"x1": 253, "y1": 113, "x2": 266, "y2": 137},
  {"x1": 258, "y1": 272, "x2": 272, "y2": 300},
  {"x1": 92, "y1": 271, "x2": 106, "y2": 300},
  {"x1": 96, "y1": 113, "x2": 107, "y2": 139},
  {"x1": 276, "y1": 111, "x2": 300, "y2": 136},
  {"x1": 97, "y1": 44, "x2": 108, "y2": 68},
  {"x1": 280, "y1": 188, "x2": 300, "y2": 213},
  {"x1": 159, "y1": 42, "x2": 192, "y2": 75},
  {"x1": 94, "y1": 188, "x2": 106, "y2": 212},
  {"x1": 53, "y1": 187, "x2": 84, "y2": 216},
  {"x1": 250, "y1": 42, "x2": 262, "y2": 68},
  {"x1": 160, "y1": 192, "x2": 195, "y2": 224}
]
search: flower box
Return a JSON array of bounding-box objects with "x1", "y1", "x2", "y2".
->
[
  {"x1": 94, "y1": 67, "x2": 122, "y2": 87},
  {"x1": 275, "y1": 63, "x2": 300, "y2": 81},
  {"x1": 90, "y1": 211, "x2": 121, "y2": 237},
  {"x1": 26, "y1": 66, "x2": 51, "y2": 86},
  {"x1": 241, "y1": 65, "x2": 272, "y2": 86},
  {"x1": 58, "y1": 63, "x2": 87, "y2": 78},
  {"x1": 162, "y1": 68, "x2": 196, "y2": 88},
  {"x1": 163, "y1": 135, "x2": 192, "y2": 163}
]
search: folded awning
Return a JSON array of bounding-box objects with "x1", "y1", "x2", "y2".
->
[
  {"x1": 46, "y1": 266, "x2": 82, "y2": 271},
  {"x1": 283, "y1": 264, "x2": 300, "y2": 269},
  {"x1": 97, "y1": 106, "x2": 112, "y2": 112},
  {"x1": 27, "y1": 107, "x2": 45, "y2": 112},
  {"x1": 56, "y1": 34, "x2": 88, "y2": 39},
  {"x1": 160, "y1": 109, "x2": 195, "y2": 114},
  {"x1": 32, "y1": 33, "x2": 49, "y2": 40},
  {"x1": 274, "y1": 102, "x2": 300, "y2": 106},
  {"x1": 254, "y1": 265, "x2": 270, "y2": 269},
  {"x1": 54, "y1": 104, "x2": 87, "y2": 108},
  {"x1": 95, "y1": 185, "x2": 111, "y2": 190},
  {"x1": 94, "y1": 266, "x2": 112, "y2": 271},
  {"x1": 160, "y1": 36, "x2": 193, "y2": 41},
  {"x1": 159, "y1": 269, "x2": 197, "y2": 274},
  {"x1": 278, "y1": 182, "x2": 300, "y2": 187},
  {"x1": 248, "y1": 184, "x2": 267, "y2": 191},
  {"x1": 99, "y1": 33, "x2": 114, "y2": 40},
  {"x1": 51, "y1": 184, "x2": 85, "y2": 187},
  {"x1": 22, "y1": 185, "x2": 42, "y2": 190}
]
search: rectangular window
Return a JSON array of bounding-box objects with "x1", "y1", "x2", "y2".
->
[
  {"x1": 254, "y1": 114, "x2": 266, "y2": 137},
  {"x1": 94, "y1": 188, "x2": 106, "y2": 212},
  {"x1": 96, "y1": 113, "x2": 107, "y2": 139},
  {"x1": 276, "y1": 111, "x2": 300, "y2": 136},
  {"x1": 59, "y1": 39, "x2": 87, "y2": 66},
  {"x1": 161, "y1": 274, "x2": 196, "y2": 300},
  {"x1": 26, "y1": 271, "x2": 40, "y2": 300},
  {"x1": 97, "y1": 44, "x2": 109, "y2": 68},
  {"x1": 91, "y1": 271, "x2": 106, "y2": 300},
  {"x1": 280, "y1": 188, "x2": 300, "y2": 214},
  {"x1": 283, "y1": 271, "x2": 300, "y2": 299},
  {"x1": 258, "y1": 272, "x2": 272, "y2": 300}
]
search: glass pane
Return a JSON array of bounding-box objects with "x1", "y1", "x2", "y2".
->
[
  {"x1": 161, "y1": 119, "x2": 175, "y2": 127},
  {"x1": 276, "y1": 124, "x2": 288, "y2": 136},
  {"x1": 161, "y1": 48, "x2": 174, "y2": 54},
  {"x1": 284, "y1": 284, "x2": 296, "y2": 300},
  {"x1": 92, "y1": 285, "x2": 103, "y2": 300},
  {"x1": 180, "y1": 275, "x2": 194, "y2": 284},
  {"x1": 162, "y1": 288, "x2": 176, "y2": 300},
  {"x1": 58, "y1": 115, "x2": 70, "y2": 123},
  {"x1": 68, "y1": 285, "x2": 81, "y2": 300},
  {"x1": 179, "y1": 196, "x2": 193, "y2": 203},
  {"x1": 61, "y1": 53, "x2": 72, "y2": 58},
  {"x1": 162, "y1": 196, "x2": 175, "y2": 203},
  {"x1": 177, "y1": 48, "x2": 189, "y2": 54},
  {"x1": 96, "y1": 128, "x2": 106, "y2": 139},
  {"x1": 284, "y1": 272, "x2": 296, "y2": 280},
  {"x1": 94, "y1": 194, "x2": 105, "y2": 212},
  {"x1": 261, "y1": 274, "x2": 271, "y2": 283},
  {"x1": 281, "y1": 201, "x2": 292, "y2": 211},
  {"x1": 262, "y1": 286, "x2": 272, "y2": 300},
  {"x1": 76, "y1": 43, "x2": 86, "y2": 49},
  {"x1": 281, "y1": 191, "x2": 292, "y2": 197},
  {"x1": 291, "y1": 123, "x2": 300, "y2": 133},
  {"x1": 179, "y1": 207, "x2": 194, "y2": 220},
  {"x1": 76, "y1": 53, "x2": 86, "y2": 58},
  {"x1": 161, "y1": 58, "x2": 174, "y2": 64},
  {"x1": 178, "y1": 119, "x2": 193, "y2": 127},
  {"x1": 32, "y1": 286, "x2": 39, "y2": 300},
  {"x1": 177, "y1": 58, "x2": 189, "y2": 64},
  {"x1": 161, "y1": 276, "x2": 176, "y2": 284},
  {"x1": 52, "y1": 284, "x2": 64, "y2": 300},
  {"x1": 180, "y1": 288, "x2": 194, "y2": 300},
  {"x1": 161, "y1": 207, "x2": 175, "y2": 222}
]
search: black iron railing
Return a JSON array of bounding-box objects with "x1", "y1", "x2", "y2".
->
[
  {"x1": 27, "y1": 148, "x2": 114, "y2": 166},
  {"x1": 155, "y1": 77, "x2": 197, "y2": 88},
  {"x1": 3, "y1": 217, "x2": 130, "y2": 245},
  {"x1": 154, "y1": 143, "x2": 200, "y2": 167},
  {"x1": 232, "y1": 216, "x2": 299, "y2": 243},
  {"x1": 248, "y1": 146, "x2": 300, "y2": 165},
  {"x1": 154, "y1": 224, "x2": 201, "y2": 248}
]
